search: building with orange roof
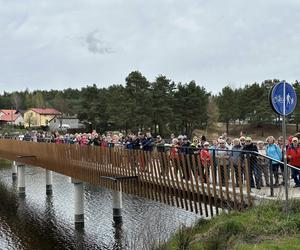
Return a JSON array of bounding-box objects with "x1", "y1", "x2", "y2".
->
[{"x1": 0, "y1": 109, "x2": 24, "y2": 125}]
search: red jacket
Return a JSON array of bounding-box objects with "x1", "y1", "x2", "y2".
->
[
  {"x1": 287, "y1": 146, "x2": 300, "y2": 167},
  {"x1": 200, "y1": 149, "x2": 211, "y2": 166},
  {"x1": 170, "y1": 146, "x2": 178, "y2": 159}
]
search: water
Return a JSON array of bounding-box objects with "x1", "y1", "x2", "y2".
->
[{"x1": 0, "y1": 163, "x2": 201, "y2": 249}]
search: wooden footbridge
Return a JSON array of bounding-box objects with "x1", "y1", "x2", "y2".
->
[{"x1": 0, "y1": 139, "x2": 261, "y2": 218}]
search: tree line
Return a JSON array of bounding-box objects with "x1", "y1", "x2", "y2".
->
[
  {"x1": 217, "y1": 79, "x2": 300, "y2": 133},
  {"x1": 1, "y1": 71, "x2": 300, "y2": 136}
]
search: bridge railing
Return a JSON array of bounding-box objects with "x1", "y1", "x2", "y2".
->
[{"x1": 0, "y1": 139, "x2": 296, "y2": 217}]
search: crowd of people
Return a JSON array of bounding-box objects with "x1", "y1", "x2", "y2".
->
[{"x1": 3, "y1": 130, "x2": 300, "y2": 190}]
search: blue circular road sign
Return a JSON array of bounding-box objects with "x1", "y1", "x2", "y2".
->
[{"x1": 270, "y1": 82, "x2": 297, "y2": 116}]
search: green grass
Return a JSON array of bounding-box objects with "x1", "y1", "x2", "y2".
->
[
  {"x1": 160, "y1": 200, "x2": 300, "y2": 250},
  {"x1": 237, "y1": 237, "x2": 300, "y2": 250},
  {"x1": 0, "y1": 158, "x2": 12, "y2": 168}
]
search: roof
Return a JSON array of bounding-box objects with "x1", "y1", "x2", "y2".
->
[
  {"x1": 0, "y1": 110, "x2": 21, "y2": 122},
  {"x1": 30, "y1": 108, "x2": 62, "y2": 115},
  {"x1": 0, "y1": 109, "x2": 17, "y2": 115}
]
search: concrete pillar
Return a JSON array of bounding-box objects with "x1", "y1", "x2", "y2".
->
[
  {"x1": 46, "y1": 170, "x2": 53, "y2": 195},
  {"x1": 12, "y1": 161, "x2": 17, "y2": 180},
  {"x1": 72, "y1": 178, "x2": 84, "y2": 228},
  {"x1": 113, "y1": 182, "x2": 122, "y2": 222},
  {"x1": 17, "y1": 163, "x2": 25, "y2": 196}
]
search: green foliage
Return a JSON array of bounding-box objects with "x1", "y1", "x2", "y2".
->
[
  {"x1": 175, "y1": 226, "x2": 193, "y2": 250},
  {"x1": 172, "y1": 81, "x2": 209, "y2": 136},
  {"x1": 151, "y1": 75, "x2": 175, "y2": 135},
  {"x1": 124, "y1": 71, "x2": 152, "y2": 131},
  {"x1": 1, "y1": 73, "x2": 298, "y2": 135},
  {"x1": 0, "y1": 158, "x2": 12, "y2": 168},
  {"x1": 215, "y1": 79, "x2": 295, "y2": 132},
  {"x1": 237, "y1": 236, "x2": 300, "y2": 250},
  {"x1": 0, "y1": 71, "x2": 210, "y2": 134},
  {"x1": 216, "y1": 86, "x2": 236, "y2": 133},
  {"x1": 106, "y1": 84, "x2": 128, "y2": 130},
  {"x1": 163, "y1": 200, "x2": 300, "y2": 250}
]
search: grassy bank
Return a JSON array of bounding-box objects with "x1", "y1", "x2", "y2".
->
[
  {"x1": 161, "y1": 200, "x2": 300, "y2": 250},
  {"x1": 0, "y1": 158, "x2": 12, "y2": 168}
]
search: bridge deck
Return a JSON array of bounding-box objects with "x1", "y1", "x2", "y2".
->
[{"x1": 0, "y1": 139, "x2": 295, "y2": 217}]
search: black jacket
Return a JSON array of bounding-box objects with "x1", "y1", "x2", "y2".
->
[{"x1": 242, "y1": 143, "x2": 258, "y2": 163}]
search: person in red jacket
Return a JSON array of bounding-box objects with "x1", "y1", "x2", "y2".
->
[
  {"x1": 200, "y1": 142, "x2": 211, "y2": 166},
  {"x1": 200, "y1": 141, "x2": 211, "y2": 182},
  {"x1": 287, "y1": 137, "x2": 300, "y2": 187}
]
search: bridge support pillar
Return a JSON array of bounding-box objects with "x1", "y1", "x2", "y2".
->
[
  {"x1": 113, "y1": 182, "x2": 122, "y2": 223},
  {"x1": 12, "y1": 161, "x2": 17, "y2": 180},
  {"x1": 17, "y1": 163, "x2": 25, "y2": 196},
  {"x1": 46, "y1": 170, "x2": 53, "y2": 195},
  {"x1": 72, "y1": 178, "x2": 84, "y2": 229}
]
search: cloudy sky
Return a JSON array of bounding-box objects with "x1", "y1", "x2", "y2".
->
[{"x1": 1, "y1": 0, "x2": 299, "y2": 94}]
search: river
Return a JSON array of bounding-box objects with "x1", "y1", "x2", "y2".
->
[{"x1": 0, "y1": 162, "x2": 200, "y2": 249}]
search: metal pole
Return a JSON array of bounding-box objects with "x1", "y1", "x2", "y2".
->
[
  {"x1": 112, "y1": 181, "x2": 122, "y2": 223},
  {"x1": 17, "y1": 163, "x2": 26, "y2": 196},
  {"x1": 269, "y1": 159, "x2": 274, "y2": 197},
  {"x1": 282, "y1": 81, "x2": 289, "y2": 213},
  {"x1": 72, "y1": 178, "x2": 84, "y2": 229},
  {"x1": 12, "y1": 160, "x2": 17, "y2": 180},
  {"x1": 46, "y1": 170, "x2": 53, "y2": 195}
]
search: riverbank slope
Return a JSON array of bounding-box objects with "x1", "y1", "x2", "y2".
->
[
  {"x1": 161, "y1": 200, "x2": 300, "y2": 249},
  {"x1": 194, "y1": 123, "x2": 298, "y2": 141}
]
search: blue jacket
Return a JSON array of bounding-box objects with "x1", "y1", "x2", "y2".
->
[
  {"x1": 141, "y1": 137, "x2": 154, "y2": 151},
  {"x1": 266, "y1": 144, "x2": 282, "y2": 164}
]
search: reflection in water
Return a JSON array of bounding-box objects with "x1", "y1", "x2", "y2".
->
[
  {"x1": 0, "y1": 164, "x2": 200, "y2": 249},
  {"x1": 12, "y1": 177, "x2": 17, "y2": 192},
  {"x1": 113, "y1": 220, "x2": 123, "y2": 250},
  {"x1": 74, "y1": 228, "x2": 85, "y2": 250}
]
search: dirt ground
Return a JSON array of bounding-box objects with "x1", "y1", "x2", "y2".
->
[{"x1": 194, "y1": 123, "x2": 299, "y2": 141}]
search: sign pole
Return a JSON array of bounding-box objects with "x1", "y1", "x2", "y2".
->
[
  {"x1": 282, "y1": 81, "x2": 288, "y2": 213},
  {"x1": 270, "y1": 80, "x2": 297, "y2": 214}
]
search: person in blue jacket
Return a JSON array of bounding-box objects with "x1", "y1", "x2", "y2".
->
[{"x1": 266, "y1": 136, "x2": 282, "y2": 186}]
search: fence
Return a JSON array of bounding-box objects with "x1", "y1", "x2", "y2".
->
[{"x1": 0, "y1": 139, "x2": 297, "y2": 217}]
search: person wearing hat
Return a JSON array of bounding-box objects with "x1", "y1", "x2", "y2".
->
[
  {"x1": 242, "y1": 137, "x2": 261, "y2": 189},
  {"x1": 200, "y1": 141, "x2": 211, "y2": 183},
  {"x1": 287, "y1": 137, "x2": 300, "y2": 187},
  {"x1": 201, "y1": 141, "x2": 210, "y2": 161}
]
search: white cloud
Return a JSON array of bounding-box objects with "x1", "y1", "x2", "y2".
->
[{"x1": 85, "y1": 30, "x2": 113, "y2": 54}]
